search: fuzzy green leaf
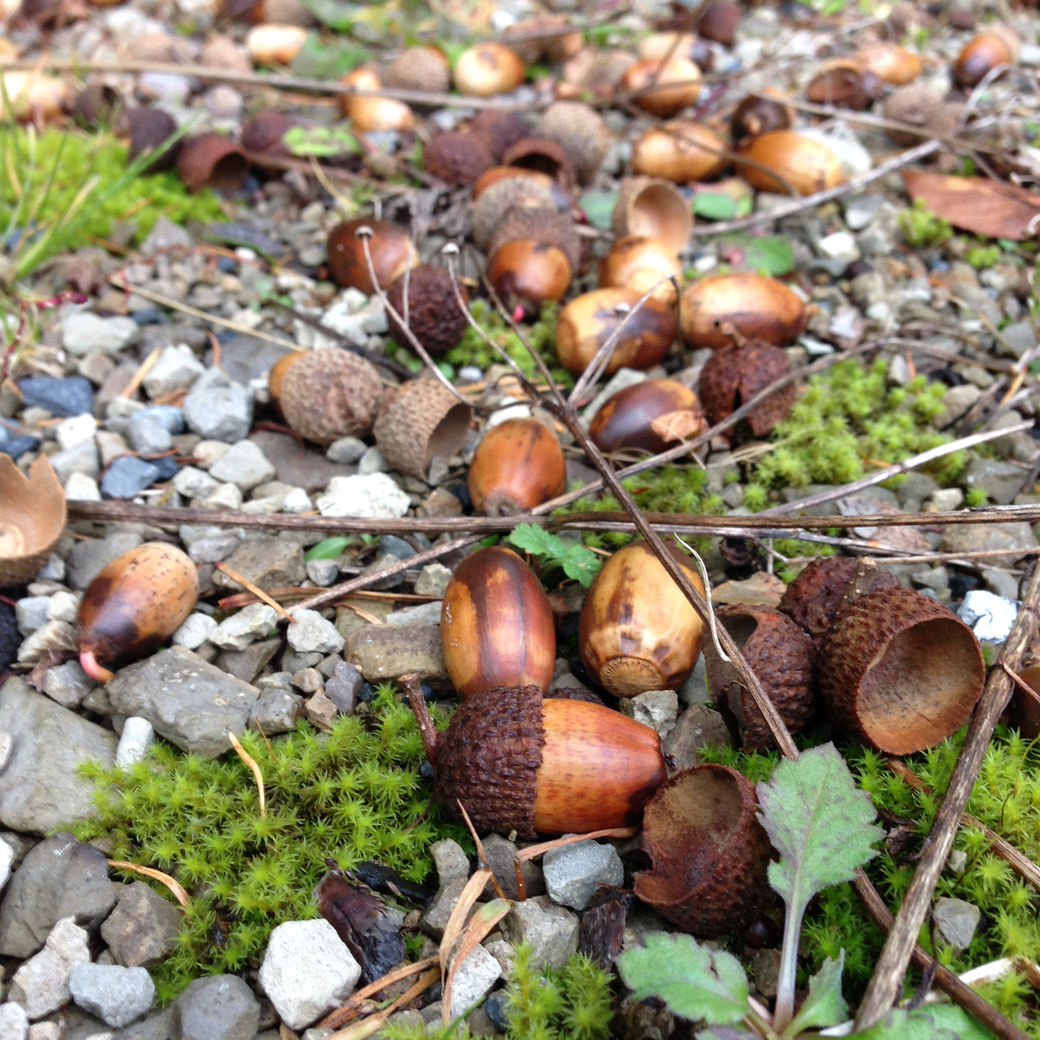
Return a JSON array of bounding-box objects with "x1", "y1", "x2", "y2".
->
[
  {"x1": 616, "y1": 933, "x2": 748, "y2": 1025},
  {"x1": 854, "y1": 1005, "x2": 996, "y2": 1040},
  {"x1": 743, "y1": 235, "x2": 794, "y2": 276},
  {"x1": 579, "y1": 190, "x2": 618, "y2": 230},
  {"x1": 305, "y1": 536, "x2": 350, "y2": 561},
  {"x1": 692, "y1": 192, "x2": 737, "y2": 220},
  {"x1": 559, "y1": 544, "x2": 602, "y2": 587},
  {"x1": 283, "y1": 124, "x2": 360, "y2": 158},
  {"x1": 785, "y1": 953, "x2": 847, "y2": 1035}
]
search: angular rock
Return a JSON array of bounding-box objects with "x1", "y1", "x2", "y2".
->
[
  {"x1": 430, "y1": 839, "x2": 470, "y2": 887},
  {"x1": 939, "y1": 521, "x2": 1038, "y2": 565},
  {"x1": 287, "y1": 609, "x2": 344, "y2": 655},
  {"x1": 115, "y1": 717, "x2": 155, "y2": 768},
  {"x1": 174, "y1": 974, "x2": 260, "y2": 1040},
  {"x1": 182, "y1": 369, "x2": 254, "y2": 443},
  {"x1": 101, "y1": 882, "x2": 182, "y2": 969},
  {"x1": 17, "y1": 376, "x2": 93, "y2": 418},
  {"x1": 172, "y1": 612, "x2": 217, "y2": 650},
  {"x1": 448, "y1": 945, "x2": 501, "y2": 1021},
  {"x1": 420, "y1": 878, "x2": 470, "y2": 938},
  {"x1": 17, "y1": 620, "x2": 76, "y2": 666},
  {"x1": 618, "y1": 690, "x2": 678, "y2": 739},
  {"x1": 414, "y1": 563, "x2": 452, "y2": 597},
  {"x1": 63, "y1": 313, "x2": 139, "y2": 356},
  {"x1": 50, "y1": 439, "x2": 101, "y2": 485},
  {"x1": 219, "y1": 636, "x2": 282, "y2": 683},
  {"x1": 209, "y1": 441, "x2": 276, "y2": 491},
  {"x1": 106, "y1": 647, "x2": 259, "y2": 758},
  {"x1": 101, "y1": 456, "x2": 163, "y2": 498},
  {"x1": 962, "y1": 457, "x2": 1028, "y2": 505},
  {"x1": 0, "y1": 1002, "x2": 28, "y2": 1039},
  {"x1": 324, "y1": 661, "x2": 362, "y2": 714},
  {"x1": 209, "y1": 604, "x2": 280, "y2": 652},
  {"x1": 212, "y1": 536, "x2": 305, "y2": 590},
  {"x1": 933, "y1": 896, "x2": 980, "y2": 954},
  {"x1": 481, "y1": 834, "x2": 544, "y2": 901},
  {"x1": 143, "y1": 345, "x2": 205, "y2": 397},
  {"x1": 316, "y1": 474, "x2": 411, "y2": 518},
  {"x1": 503, "y1": 895, "x2": 579, "y2": 970},
  {"x1": 68, "y1": 963, "x2": 155, "y2": 1028},
  {"x1": 0, "y1": 679, "x2": 117, "y2": 834},
  {"x1": 0, "y1": 834, "x2": 116, "y2": 958},
  {"x1": 249, "y1": 687, "x2": 304, "y2": 734},
  {"x1": 543, "y1": 840, "x2": 624, "y2": 911},
  {"x1": 42, "y1": 660, "x2": 93, "y2": 709},
  {"x1": 663, "y1": 704, "x2": 734, "y2": 773},
  {"x1": 346, "y1": 625, "x2": 449, "y2": 689},
  {"x1": 66, "y1": 531, "x2": 143, "y2": 590},
  {"x1": 249, "y1": 430, "x2": 349, "y2": 492},
  {"x1": 10, "y1": 917, "x2": 90, "y2": 1019}
]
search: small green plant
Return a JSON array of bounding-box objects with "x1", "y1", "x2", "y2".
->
[
  {"x1": 899, "y1": 200, "x2": 953, "y2": 248},
  {"x1": 72, "y1": 686, "x2": 464, "y2": 1001},
  {"x1": 507, "y1": 523, "x2": 602, "y2": 587},
  {"x1": 964, "y1": 243, "x2": 1003, "y2": 270},
  {"x1": 964, "y1": 487, "x2": 988, "y2": 507}
]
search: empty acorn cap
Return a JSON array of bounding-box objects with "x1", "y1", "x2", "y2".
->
[
  {"x1": 0, "y1": 455, "x2": 66, "y2": 588},
  {"x1": 177, "y1": 133, "x2": 249, "y2": 193},
  {"x1": 373, "y1": 377, "x2": 473, "y2": 479},
  {"x1": 533, "y1": 100, "x2": 611, "y2": 184},
  {"x1": 501, "y1": 136, "x2": 578, "y2": 192},
  {"x1": 698, "y1": 341, "x2": 797, "y2": 439},
  {"x1": 634, "y1": 764, "x2": 772, "y2": 935},
  {"x1": 818, "y1": 583, "x2": 986, "y2": 754},
  {"x1": 613, "y1": 177, "x2": 692, "y2": 254},
  {"x1": 466, "y1": 109, "x2": 533, "y2": 161}
]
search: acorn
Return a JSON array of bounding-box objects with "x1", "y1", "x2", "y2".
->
[
  {"x1": 632, "y1": 122, "x2": 727, "y2": 184},
  {"x1": 503, "y1": 13, "x2": 582, "y2": 63},
  {"x1": 560, "y1": 48, "x2": 636, "y2": 99},
  {"x1": 703, "y1": 604, "x2": 815, "y2": 750},
  {"x1": 467, "y1": 109, "x2": 533, "y2": 161},
  {"x1": 488, "y1": 241, "x2": 572, "y2": 314},
  {"x1": 467, "y1": 418, "x2": 566, "y2": 516},
  {"x1": 440, "y1": 546, "x2": 556, "y2": 697},
  {"x1": 696, "y1": 0, "x2": 741, "y2": 47},
  {"x1": 246, "y1": 23, "x2": 307, "y2": 65},
  {"x1": 638, "y1": 32, "x2": 713, "y2": 72},
  {"x1": 278, "y1": 348, "x2": 384, "y2": 444},
  {"x1": 953, "y1": 29, "x2": 1018, "y2": 88},
  {"x1": 730, "y1": 92, "x2": 794, "y2": 145},
  {"x1": 736, "y1": 130, "x2": 845, "y2": 196},
  {"x1": 806, "y1": 61, "x2": 882, "y2": 110},
  {"x1": 0, "y1": 456, "x2": 66, "y2": 589},
  {"x1": 488, "y1": 207, "x2": 581, "y2": 275},
  {"x1": 423, "y1": 130, "x2": 494, "y2": 186},
  {"x1": 501, "y1": 136, "x2": 578, "y2": 191},
  {"x1": 598, "y1": 235, "x2": 683, "y2": 305},
  {"x1": 0, "y1": 71, "x2": 69, "y2": 122},
  {"x1": 472, "y1": 175, "x2": 560, "y2": 247},
  {"x1": 634, "y1": 764, "x2": 772, "y2": 935},
  {"x1": 612, "y1": 178, "x2": 693, "y2": 255},
  {"x1": 453, "y1": 42, "x2": 525, "y2": 97},
  {"x1": 698, "y1": 341, "x2": 797, "y2": 438},
  {"x1": 532, "y1": 101, "x2": 611, "y2": 184},
  {"x1": 473, "y1": 165, "x2": 557, "y2": 200},
  {"x1": 383, "y1": 46, "x2": 450, "y2": 94},
  {"x1": 557, "y1": 287, "x2": 676, "y2": 377},
  {"x1": 126, "y1": 106, "x2": 180, "y2": 172},
  {"x1": 680, "y1": 273, "x2": 807, "y2": 350},
  {"x1": 589, "y1": 378, "x2": 705, "y2": 455},
  {"x1": 881, "y1": 85, "x2": 953, "y2": 145},
  {"x1": 580, "y1": 541, "x2": 705, "y2": 697},
  {"x1": 406, "y1": 679, "x2": 667, "y2": 837},
  {"x1": 77, "y1": 543, "x2": 199, "y2": 683},
  {"x1": 72, "y1": 83, "x2": 123, "y2": 130},
  {"x1": 267, "y1": 349, "x2": 298, "y2": 414},
  {"x1": 338, "y1": 66, "x2": 414, "y2": 132},
  {"x1": 327, "y1": 219, "x2": 418, "y2": 294},
  {"x1": 623, "y1": 57, "x2": 702, "y2": 117},
  {"x1": 854, "y1": 41, "x2": 923, "y2": 85},
  {"x1": 240, "y1": 111, "x2": 299, "y2": 157},
  {"x1": 386, "y1": 263, "x2": 468, "y2": 358},
  {"x1": 176, "y1": 134, "x2": 249, "y2": 193}
]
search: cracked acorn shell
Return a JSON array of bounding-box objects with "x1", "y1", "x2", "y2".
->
[
  {"x1": 736, "y1": 130, "x2": 845, "y2": 196},
  {"x1": 77, "y1": 542, "x2": 198, "y2": 683},
  {"x1": 579, "y1": 541, "x2": 705, "y2": 697},
  {"x1": 680, "y1": 272, "x2": 807, "y2": 350},
  {"x1": 698, "y1": 340, "x2": 797, "y2": 438},
  {"x1": 704, "y1": 604, "x2": 815, "y2": 750},
  {"x1": 467, "y1": 418, "x2": 566, "y2": 516},
  {"x1": 441, "y1": 546, "x2": 556, "y2": 697},
  {"x1": 634, "y1": 764, "x2": 771, "y2": 935},
  {"x1": 589, "y1": 378, "x2": 704, "y2": 455},
  {"x1": 0, "y1": 455, "x2": 66, "y2": 588},
  {"x1": 818, "y1": 584, "x2": 985, "y2": 754},
  {"x1": 421, "y1": 683, "x2": 667, "y2": 837}
]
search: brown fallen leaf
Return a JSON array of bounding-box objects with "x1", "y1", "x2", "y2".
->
[{"x1": 902, "y1": 169, "x2": 1040, "y2": 240}]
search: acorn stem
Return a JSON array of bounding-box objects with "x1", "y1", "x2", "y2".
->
[
  {"x1": 80, "y1": 648, "x2": 114, "y2": 684},
  {"x1": 401, "y1": 673, "x2": 439, "y2": 761}
]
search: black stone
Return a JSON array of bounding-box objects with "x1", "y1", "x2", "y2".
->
[
  {"x1": 0, "y1": 601, "x2": 19, "y2": 668},
  {"x1": 17, "y1": 376, "x2": 94, "y2": 417},
  {"x1": 0, "y1": 435, "x2": 41, "y2": 459}
]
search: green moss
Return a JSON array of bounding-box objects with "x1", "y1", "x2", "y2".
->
[
  {"x1": 900, "y1": 200, "x2": 953, "y2": 248},
  {"x1": 965, "y1": 243, "x2": 1003, "y2": 270},
  {"x1": 72, "y1": 686, "x2": 464, "y2": 1002}
]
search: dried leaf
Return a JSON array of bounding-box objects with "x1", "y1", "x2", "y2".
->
[{"x1": 902, "y1": 169, "x2": 1040, "y2": 241}]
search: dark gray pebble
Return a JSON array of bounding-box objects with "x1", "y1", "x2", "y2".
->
[
  {"x1": 100, "y1": 456, "x2": 161, "y2": 498},
  {"x1": 17, "y1": 376, "x2": 94, "y2": 417}
]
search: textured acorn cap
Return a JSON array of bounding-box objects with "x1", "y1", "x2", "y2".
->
[
  {"x1": 472, "y1": 176, "x2": 558, "y2": 246},
  {"x1": 705, "y1": 604, "x2": 815, "y2": 750},
  {"x1": 383, "y1": 46, "x2": 449, "y2": 94},
  {"x1": 882, "y1": 85, "x2": 956, "y2": 146},
  {"x1": 386, "y1": 264, "x2": 469, "y2": 359},
  {"x1": 533, "y1": 101, "x2": 611, "y2": 183},
  {"x1": 423, "y1": 130, "x2": 494, "y2": 187},
  {"x1": 467, "y1": 109, "x2": 532, "y2": 161},
  {"x1": 488, "y1": 207, "x2": 581, "y2": 274},
  {"x1": 373, "y1": 377, "x2": 472, "y2": 480},
  {"x1": 177, "y1": 133, "x2": 249, "y2": 193},
  {"x1": 634, "y1": 765, "x2": 772, "y2": 935},
  {"x1": 698, "y1": 341, "x2": 797, "y2": 439},
  {"x1": 501, "y1": 136, "x2": 577, "y2": 191},
  {"x1": 279, "y1": 347, "x2": 384, "y2": 444},
  {"x1": 0, "y1": 455, "x2": 66, "y2": 588},
  {"x1": 818, "y1": 584, "x2": 986, "y2": 754},
  {"x1": 433, "y1": 684, "x2": 546, "y2": 839}
]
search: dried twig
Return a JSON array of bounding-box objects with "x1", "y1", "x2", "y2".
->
[
  {"x1": 106, "y1": 860, "x2": 190, "y2": 908},
  {"x1": 227, "y1": 730, "x2": 266, "y2": 818}
]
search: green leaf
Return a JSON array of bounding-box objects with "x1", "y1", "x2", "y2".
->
[
  {"x1": 283, "y1": 125, "x2": 361, "y2": 159},
  {"x1": 692, "y1": 192, "x2": 737, "y2": 220},
  {"x1": 507, "y1": 523, "x2": 566, "y2": 559},
  {"x1": 743, "y1": 235, "x2": 794, "y2": 276},
  {"x1": 854, "y1": 1005, "x2": 997, "y2": 1040},
  {"x1": 784, "y1": 953, "x2": 847, "y2": 1035},
  {"x1": 306, "y1": 536, "x2": 350, "y2": 561},
  {"x1": 297, "y1": 0, "x2": 356, "y2": 30},
  {"x1": 579, "y1": 191, "x2": 618, "y2": 231},
  {"x1": 559, "y1": 544, "x2": 602, "y2": 588},
  {"x1": 289, "y1": 36, "x2": 369, "y2": 78},
  {"x1": 616, "y1": 933, "x2": 748, "y2": 1025},
  {"x1": 696, "y1": 1028, "x2": 761, "y2": 1040}
]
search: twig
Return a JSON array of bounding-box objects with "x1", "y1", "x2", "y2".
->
[
  {"x1": 227, "y1": 730, "x2": 266, "y2": 818},
  {"x1": 106, "y1": 860, "x2": 190, "y2": 908},
  {"x1": 855, "y1": 563, "x2": 1040, "y2": 1032},
  {"x1": 213, "y1": 562, "x2": 294, "y2": 621}
]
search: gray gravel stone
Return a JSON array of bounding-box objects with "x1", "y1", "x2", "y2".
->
[
  {"x1": 481, "y1": 834, "x2": 544, "y2": 901},
  {"x1": 50, "y1": 439, "x2": 101, "y2": 485},
  {"x1": 346, "y1": 625, "x2": 450, "y2": 689},
  {"x1": 939, "y1": 521, "x2": 1038, "y2": 565},
  {"x1": 209, "y1": 604, "x2": 280, "y2": 652},
  {"x1": 306, "y1": 558, "x2": 340, "y2": 586},
  {"x1": 448, "y1": 945, "x2": 501, "y2": 1021},
  {"x1": 0, "y1": 1003, "x2": 27, "y2": 1039},
  {"x1": 421, "y1": 878, "x2": 470, "y2": 937},
  {"x1": 0, "y1": 839, "x2": 12, "y2": 893},
  {"x1": 101, "y1": 882, "x2": 182, "y2": 969},
  {"x1": 543, "y1": 840, "x2": 624, "y2": 911},
  {"x1": 316, "y1": 474, "x2": 411, "y2": 518},
  {"x1": 503, "y1": 895, "x2": 579, "y2": 970},
  {"x1": 249, "y1": 687, "x2": 304, "y2": 734},
  {"x1": 414, "y1": 563, "x2": 452, "y2": 597},
  {"x1": 962, "y1": 456, "x2": 1027, "y2": 505},
  {"x1": 68, "y1": 964, "x2": 155, "y2": 1027},
  {"x1": 115, "y1": 717, "x2": 155, "y2": 768},
  {"x1": 618, "y1": 690, "x2": 678, "y2": 739},
  {"x1": 182, "y1": 369, "x2": 254, "y2": 443},
  {"x1": 220, "y1": 636, "x2": 282, "y2": 683},
  {"x1": 142, "y1": 344, "x2": 205, "y2": 397},
  {"x1": 63, "y1": 313, "x2": 139, "y2": 356},
  {"x1": 16, "y1": 620, "x2": 77, "y2": 667},
  {"x1": 287, "y1": 609, "x2": 344, "y2": 654},
  {"x1": 663, "y1": 704, "x2": 733, "y2": 773},
  {"x1": 326, "y1": 436, "x2": 366, "y2": 464},
  {"x1": 212, "y1": 535, "x2": 305, "y2": 590},
  {"x1": 174, "y1": 466, "x2": 220, "y2": 499},
  {"x1": 259, "y1": 919, "x2": 361, "y2": 1030},
  {"x1": 67, "y1": 532, "x2": 144, "y2": 591},
  {"x1": 209, "y1": 441, "x2": 276, "y2": 491},
  {"x1": 324, "y1": 660, "x2": 362, "y2": 713},
  {"x1": 430, "y1": 839, "x2": 470, "y2": 886},
  {"x1": 172, "y1": 612, "x2": 217, "y2": 650},
  {"x1": 10, "y1": 917, "x2": 90, "y2": 1019},
  {"x1": 933, "y1": 897, "x2": 980, "y2": 953},
  {"x1": 106, "y1": 647, "x2": 259, "y2": 758},
  {"x1": 174, "y1": 974, "x2": 260, "y2": 1040},
  {"x1": 16, "y1": 597, "x2": 50, "y2": 635},
  {"x1": 357, "y1": 446, "x2": 388, "y2": 475},
  {"x1": 127, "y1": 414, "x2": 173, "y2": 455},
  {"x1": 385, "y1": 602, "x2": 442, "y2": 627},
  {"x1": 100, "y1": 457, "x2": 162, "y2": 499}
]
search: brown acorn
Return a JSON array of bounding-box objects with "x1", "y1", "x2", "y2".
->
[
  {"x1": 589, "y1": 378, "x2": 705, "y2": 455},
  {"x1": 703, "y1": 604, "x2": 815, "y2": 750},
  {"x1": 0, "y1": 456, "x2": 66, "y2": 588},
  {"x1": 467, "y1": 418, "x2": 566, "y2": 516},
  {"x1": 598, "y1": 236, "x2": 683, "y2": 305},
  {"x1": 680, "y1": 273, "x2": 807, "y2": 350},
  {"x1": 407, "y1": 679, "x2": 667, "y2": 837},
  {"x1": 632, "y1": 122, "x2": 727, "y2": 184},
  {"x1": 854, "y1": 41, "x2": 923, "y2": 85},
  {"x1": 698, "y1": 341, "x2": 797, "y2": 438},
  {"x1": 423, "y1": 130, "x2": 494, "y2": 187},
  {"x1": 177, "y1": 133, "x2": 249, "y2": 193},
  {"x1": 953, "y1": 30, "x2": 1018, "y2": 87},
  {"x1": 488, "y1": 208, "x2": 581, "y2": 277},
  {"x1": 696, "y1": 0, "x2": 741, "y2": 47},
  {"x1": 806, "y1": 61, "x2": 882, "y2": 110},
  {"x1": 580, "y1": 541, "x2": 705, "y2": 697},
  {"x1": 503, "y1": 13, "x2": 581, "y2": 64},
  {"x1": 818, "y1": 584, "x2": 985, "y2": 754},
  {"x1": 77, "y1": 543, "x2": 198, "y2": 683},
  {"x1": 126, "y1": 107, "x2": 180, "y2": 171},
  {"x1": 326, "y1": 219, "x2": 418, "y2": 294},
  {"x1": 737, "y1": 130, "x2": 845, "y2": 196},
  {"x1": 278, "y1": 347, "x2": 384, "y2": 444},
  {"x1": 634, "y1": 764, "x2": 772, "y2": 935},
  {"x1": 246, "y1": 23, "x2": 307, "y2": 65},
  {"x1": 623, "y1": 57, "x2": 702, "y2": 117},
  {"x1": 386, "y1": 264, "x2": 468, "y2": 358},
  {"x1": 0, "y1": 71, "x2": 69, "y2": 122},
  {"x1": 612, "y1": 178, "x2": 693, "y2": 254},
  {"x1": 1008, "y1": 663, "x2": 1040, "y2": 739},
  {"x1": 473, "y1": 166, "x2": 555, "y2": 200},
  {"x1": 338, "y1": 66, "x2": 414, "y2": 132},
  {"x1": 881, "y1": 85, "x2": 949, "y2": 145},
  {"x1": 638, "y1": 32, "x2": 713, "y2": 71},
  {"x1": 440, "y1": 546, "x2": 556, "y2": 697},
  {"x1": 453, "y1": 42, "x2": 525, "y2": 97},
  {"x1": 488, "y1": 241, "x2": 572, "y2": 313},
  {"x1": 240, "y1": 110, "x2": 299, "y2": 158},
  {"x1": 267, "y1": 349, "x2": 299, "y2": 414},
  {"x1": 556, "y1": 288, "x2": 676, "y2": 377},
  {"x1": 730, "y1": 92, "x2": 793, "y2": 145}
]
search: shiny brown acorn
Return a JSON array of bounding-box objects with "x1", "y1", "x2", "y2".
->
[
  {"x1": 632, "y1": 121, "x2": 727, "y2": 184},
  {"x1": 77, "y1": 543, "x2": 198, "y2": 683},
  {"x1": 487, "y1": 240, "x2": 572, "y2": 313},
  {"x1": 580, "y1": 541, "x2": 705, "y2": 697},
  {"x1": 736, "y1": 130, "x2": 844, "y2": 196},
  {"x1": 589, "y1": 378, "x2": 705, "y2": 455},
  {"x1": 327, "y1": 218, "x2": 418, "y2": 294},
  {"x1": 404, "y1": 677, "x2": 667, "y2": 837},
  {"x1": 730, "y1": 91, "x2": 793, "y2": 145},
  {"x1": 623, "y1": 57, "x2": 702, "y2": 117},
  {"x1": 953, "y1": 30, "x2": 1018, "y2": 88},
  {"x1": 338, "y1": 66, "x2": 414, "y2": 132},
  {"x1": 468, "y1": 418, "x2": 566, "y2": 515},
  {"x1": 453, "y1": 42, "x2": 526, "y2": 97},
  {"x1": 680, "y1": 272, "x2": 807, "y2": 349},
  {"x1": 599, "y1": 236, "x2": 683, "y2": 305},
  {"x1": 441, "y1": 546, "x2": 556, "y2": 697}
]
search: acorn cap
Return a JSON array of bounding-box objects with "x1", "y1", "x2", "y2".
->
[
  {"x1": 466, "y1": 109, "x2": 532, "y2": 161},
  {"x1": 279, "y1": 347, "x2": 384, "y2": 444},
  {"x1": 634, "y1": 764, "x2": 772, "y2": 935},
  {"x1": 386, "y1": 264, "x2": 469, "y2": 358},
  {"x1": 372, "y1": 377, "x2": 473, "y2": 479},
  {"x1": 423, "y1": 130, "x2": 494, "y2": 187},
  {"x1": 432, "y1": 684, "x2": 546, "y2": 839},
  {"x1": 533, "y1": 101, "x2": 611, "y2": 184},
  {"x1": 705, "y1": 604, "x2": 815, "y2": 750},
  {"x1": 177, "y1": 133, "x2": 249, "y2": 193},
  {"x1": 501, "y1": 136, "x2": 577, "y2": 191},
  {"x1": 698, "y1": 341, "x2": 797, "y2": 439},
  {"x1": 613, "y1": 177, "x2": 692, "y2": 254},
  {"x1": 881, "y1": 85, "x2": 948, "y2": 146},
  {"x1": 383, "y1": 46, "x2": 450, "y2": 94},
  {"x1": 241, "y1": 110, "x2": 299, "y2": 157},
  {"x1": 472, "y1": 176, "x2": 558, "y2": 246},
  {"x1": 777, "y1": 556, "x2": 899, "y2": 653},
  {"x1": 126, "y1": 106, "x2": 180, "y2": 171},
  {"x1": 0, "y1": 455, "x2": 66, "y2": 588},
  {"x1": 561, "y1": 48, "x2": 636, "y2": 95},
  {"x1": 489, "y1": 207, "x2": 581, "y2": 274},
  {"x1": 818, "y1": 584, "x2": 986, "y2": 754}
]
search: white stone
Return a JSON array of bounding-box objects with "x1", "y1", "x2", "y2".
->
[
  {"x1": 0, "y1": 731, "x2": 12, "y2": 771},
  {"x1": 173, "y1": 466, "x2": 220, "y2": 499},
  {"x1": 817, "y1": 231, "x2": 860, "y2": 265},
  {"x1": 0, "y1": 838, "x2": 13, "y2": 892},
  {"x1": 316, "y1": 474, "x2": 410, "y2": 519},
  {"x1": 282, "y1": 487, "x2": 312, "y2": 513},
  {"x1": 286, "y1": 610, "x2": 344, "y2": 655},
  {"x1": 259, "y1": 919, "x2": 361, "y2": 1030},
  {"x1": 68, "y1": 963, "x2": 155, "y2": 1028},
  {"x1": 0, "y1": 1003, "x2": 28, "y2": 1040},
  {"x1": 63, "y1": 473, "x2": 102, "y2": 506},
  {"x1": 209, "y1": 441, "x2": 276, "y2": 491},
  {"x1": 448, "y1": 945, "x2": 501, "y2": 1021},
  {"x1": 209, "y1": 604, "x2": 280, "y2": 651},
  {"x1": 172, "y1": 613, "x2": 217, "y2": 650},
  {"x1": 958, "y1": 590, "x2": 1019, "y2": 643},
  {"x1": 62, "y1": 312, "x2": 139, "y2": 356},
  {"x1": 143, "y1": 345, "x2": 205, "y2": 398},
  {"x1": 55, "y1": 414, "x2": 98, "y2": 449},
  {"x1": 47, "y1": 592, "x2": 79, "y2": 625},
  {"x1": 197, "y1": 482, "x2": 244, "y2": 511},
  {"x1": 115, "y1": 717, "x2": 155, "y2": 768},
  {"x1": 10, "y1": 918, "x2": 90, "y2": 1019}
]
